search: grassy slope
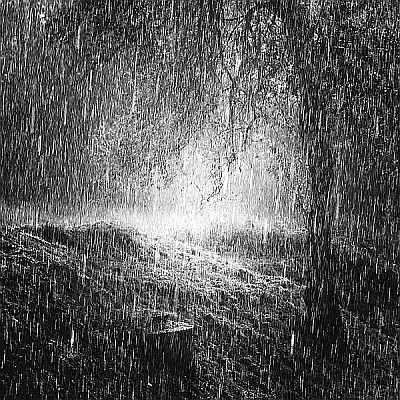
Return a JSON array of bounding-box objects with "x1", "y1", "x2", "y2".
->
[{"x1": 0, "y1": 223, "x2": 399, "y2": 399}]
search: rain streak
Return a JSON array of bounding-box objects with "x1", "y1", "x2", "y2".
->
[{"x1": 0, "y1": 1, "x2": 399, "y2": 399}]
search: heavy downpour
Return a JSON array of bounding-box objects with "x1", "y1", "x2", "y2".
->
[{"x1": 0, "y1": 1, "x2": 399, "y2": 399}]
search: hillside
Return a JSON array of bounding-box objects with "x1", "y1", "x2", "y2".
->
[{"x1": 0, "y1": 223, "x2": 399, "y2": 399}]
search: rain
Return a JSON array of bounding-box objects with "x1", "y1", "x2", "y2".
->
[{"x1": 0, "y1": 1, "x2": 399, "y2": 399}]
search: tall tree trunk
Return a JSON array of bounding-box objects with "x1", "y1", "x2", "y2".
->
[
  {"x1": 279, "y1": 1, "x2": 347, "y2": 358},
  {"x1": 301, "y1": 78, "x2": 346, "y2": 358}
]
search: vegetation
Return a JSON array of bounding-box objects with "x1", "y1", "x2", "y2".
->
[
  {"x1": 1, "y1": 223, "x2": 399, "y2": 399},
  {"x1": 0, "y1": 0, "x2": 399, "y2": 398}
]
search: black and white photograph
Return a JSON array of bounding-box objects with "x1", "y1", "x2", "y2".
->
[{"x1": 0, "y1": 1, "x2": 399, "y2": 399}]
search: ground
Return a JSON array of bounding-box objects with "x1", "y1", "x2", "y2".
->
[{"x1": 0, "y1": 222, "x2": 399, "y2": 399}]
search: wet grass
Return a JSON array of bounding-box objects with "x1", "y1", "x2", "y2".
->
[{"x1": 1, "y1": 222, "x2": 399, "y2": 399}]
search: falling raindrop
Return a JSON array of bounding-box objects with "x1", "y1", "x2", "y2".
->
[{"x1": 0, "y1": 1, "x2": 399, "y2": 399}]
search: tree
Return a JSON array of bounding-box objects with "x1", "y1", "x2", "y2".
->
[
  {"x1": 258, "y1": 0, "x2": 399, "y2": 357},
  {"x1": 250, "y1": 0, "x2": 348, "y2": 358}
]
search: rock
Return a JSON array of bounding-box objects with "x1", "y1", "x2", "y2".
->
[{"x1": 143, "y1": 321, "x2": 195, "y2": 378}]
